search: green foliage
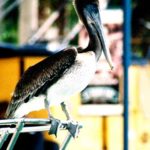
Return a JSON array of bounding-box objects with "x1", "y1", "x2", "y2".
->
[
  {"x1": 0, "y1": 0, "x2": 18, "y2": 43},
  {"x1": 0, "y1": 21, "x2": 18, "y2": 43},
  {"x1": 66, "y1": 2, "x2": 78, "y2": 30}
]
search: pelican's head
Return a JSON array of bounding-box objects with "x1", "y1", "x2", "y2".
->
[{"x1": 73, "y1": 0, "x2": 113, "y2": 69}]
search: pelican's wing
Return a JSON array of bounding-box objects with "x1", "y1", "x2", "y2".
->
[{"x1": 5, "y1": 48, "x2": 77, "y2": 118}]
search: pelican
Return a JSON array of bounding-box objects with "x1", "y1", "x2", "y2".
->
[{"x1": 5, "y1": 0, "x2": 113, "y2": 137}]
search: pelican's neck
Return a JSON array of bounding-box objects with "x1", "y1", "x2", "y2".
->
[{"x1": 74, "y1": 1, "x2": 102, "y2": 61}]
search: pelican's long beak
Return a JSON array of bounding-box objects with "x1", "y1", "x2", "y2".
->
[
  {"x1": 95, "y1": 19, "x2": 113, "y2": 70},
  {"x1": 86, "y1": 5, "x2": 113, "y2": 70}
]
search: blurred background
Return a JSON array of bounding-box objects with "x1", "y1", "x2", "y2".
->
[{"x1": 0, "y1": 0, "x2": 150, "y2": 149}]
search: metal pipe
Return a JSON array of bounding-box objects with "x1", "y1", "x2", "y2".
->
[
  {"x1": 60, "y1": 133, "x2": 72, "y2": 150},
  {"x1": 123, "y1": 0, "x2": 131, "y2": 150},
  {"x1": 7, "y1": 119, "x2": 25, "y2": 150},
  {"x1": 0, "y1": 124, "x2": 70, "y2": 134},
  {"x1": 0, "y1": 118, "x2": 77, "y2": 133},
  {"x1": 0, "y1": 130, "x2": 9, "y2": 149},
  {"x1": 0, "y1": 118, "x2": 50, "y2": 125},
  {"x1": 0, "y1": 125, "x2": 50, "y2": 134}
]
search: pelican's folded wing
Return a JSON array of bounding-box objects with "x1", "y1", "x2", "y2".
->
[{"x1": 5, "y1": 47, "x2": 77, "y2": 118}]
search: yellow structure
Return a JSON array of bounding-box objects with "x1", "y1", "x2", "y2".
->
[{"x1": 0, "y1": 58, "x2": 20, "y2": 101}]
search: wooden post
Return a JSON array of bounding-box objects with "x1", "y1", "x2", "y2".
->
[{"x1": 19, "y1": 0, "x2": 38, "y2": 44}]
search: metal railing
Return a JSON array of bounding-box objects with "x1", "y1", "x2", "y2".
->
[{"x1": 0, "y1": 118, "x2": 82, "y2": 150}]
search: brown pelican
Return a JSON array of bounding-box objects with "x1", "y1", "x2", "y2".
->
[{"x1": 5, "y1": 0, "x2": 113, "y2": 137}]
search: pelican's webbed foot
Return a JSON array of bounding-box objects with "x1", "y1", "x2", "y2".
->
[
  {"x1": 49, "y1": 118, "x2": 61, "y2": 137},
  {"x1": 67, "y1": 121, "x2": 82, "y2": 138}
]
